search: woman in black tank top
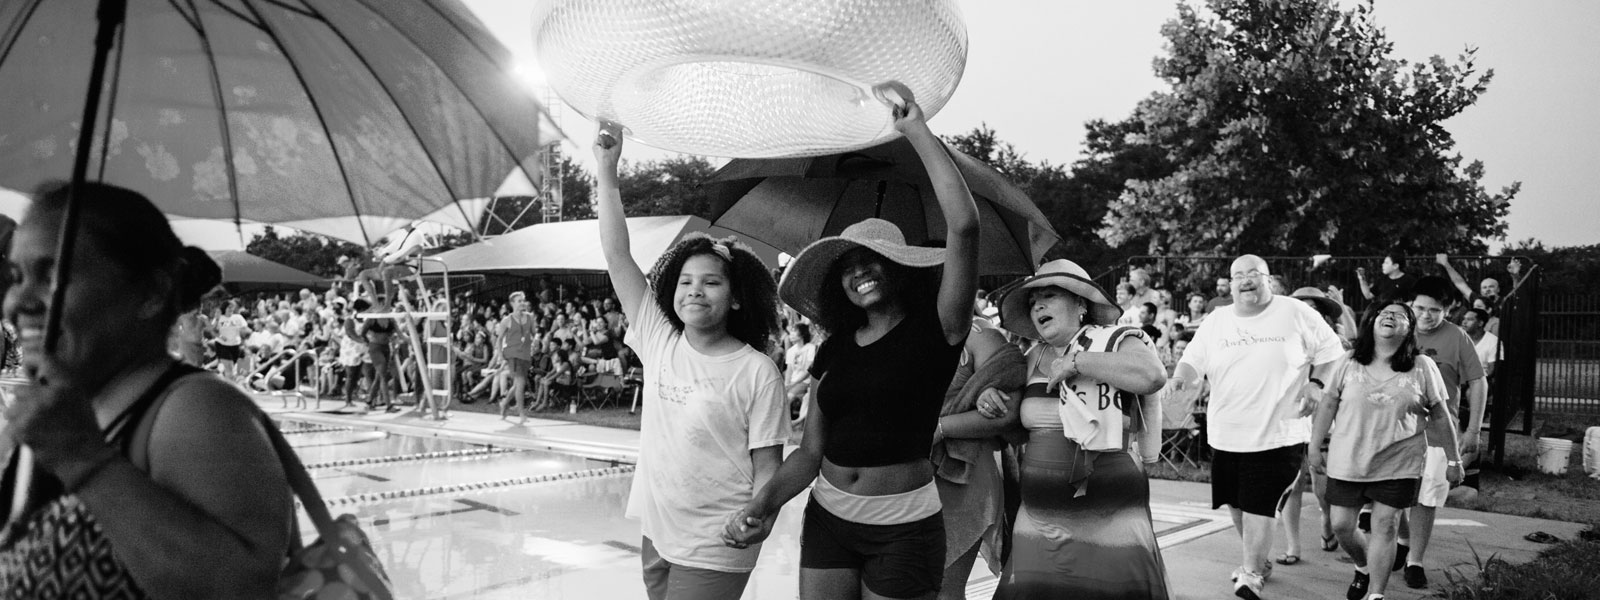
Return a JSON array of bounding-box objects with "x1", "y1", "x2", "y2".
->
[{"x1": 728, "y1": 98, "x2": 982, "y2": 600}]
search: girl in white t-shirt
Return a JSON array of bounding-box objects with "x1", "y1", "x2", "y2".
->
[{"x1": 593, "y1": 123, "x2": 788, "y2": 599}]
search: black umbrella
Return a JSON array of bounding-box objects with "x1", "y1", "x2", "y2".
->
[{"x1": 704, "y1": 136, "x2": 1061, "y2": 276}]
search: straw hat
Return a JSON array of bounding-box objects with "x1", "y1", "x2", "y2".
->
[
  {"x1": 778, "y1": 218, "x2": 945, "y2": 323},
  {"x1": 1289, "y1": 286, "x2": 1342, "y2": 321},
  {"x1": 997, "y1": 259, "x2": 1122, "y2": 340}
]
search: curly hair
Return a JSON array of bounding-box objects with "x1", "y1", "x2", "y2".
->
[
  {"x1": 1352, "y1": 300, "x2": 1420, "y2": 372},
  {"x1": 647, "y1": 234, "x2": 779, "y2": 354},
  {"x1": 811, "y1": 249, "x2": 941, "y2": 337}
]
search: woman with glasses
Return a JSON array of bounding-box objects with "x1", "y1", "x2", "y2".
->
[{"x1": 1307, "y1": 301, "x2": 1462, "y2": 600}]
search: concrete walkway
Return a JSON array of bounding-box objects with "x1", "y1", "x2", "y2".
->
[{"x1": 258, "y1": 396, "x2": 1588, "y2": 600}]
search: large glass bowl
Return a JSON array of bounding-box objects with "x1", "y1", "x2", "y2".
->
[{"x1": 532, "y1": 0, "x2": 967, "y2": 158}]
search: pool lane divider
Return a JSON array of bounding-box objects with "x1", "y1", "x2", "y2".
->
[
  {"x1": 301, "y1": 447, "x2": 525, "y2": 470},
  {"x1": 278, "y1": 425, "x2": 358, "y2": 435},
  {"x1": 314, "y1": 465, "x2": 637, "y2": 507}
]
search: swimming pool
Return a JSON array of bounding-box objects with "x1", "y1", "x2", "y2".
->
[
  {"x1": 278, "y1": 418, "x2": 1228, "y2": 599},
  {"x1": 279, "y1": 418, "x2": 665, "y2": 599}
]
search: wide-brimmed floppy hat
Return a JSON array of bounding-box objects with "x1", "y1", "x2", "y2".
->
[
  {"x1": 778, "y1": 218, "x2": 945, "y2": 323},
  {"x1": 1289, "y1": 286, "x2": 1342, "y2": 321},
  {"x1": 998, "y1": 259, "x2": 1122, "y2": 340}
]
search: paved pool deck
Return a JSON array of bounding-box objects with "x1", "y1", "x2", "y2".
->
[{"x1": 256, "y1": 395, "x2": 1588, "y2": 600}]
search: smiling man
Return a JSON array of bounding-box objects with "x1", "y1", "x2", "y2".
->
[
  {"x1": 1172, "y1": 254, "x2": 1345, "y2": 600},
  {"x1": 1392, "y1": 276, "x2": 1485, "y2": 590}
]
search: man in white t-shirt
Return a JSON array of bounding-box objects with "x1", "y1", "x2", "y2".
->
[
  {"x1": 1173, "y1": 255, "x2": 1344, "y2": 600},
  {"x1": 1461, "y1": 308, "x2": 1499, "y2": 379}
]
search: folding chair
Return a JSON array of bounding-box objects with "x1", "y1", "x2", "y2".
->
[
  {"x1": 578, "y1": 372, "x2": 624, "y2": 411},
  {"x1": 1158, "y1": 379, "x2": 1202, "y2": 470}
]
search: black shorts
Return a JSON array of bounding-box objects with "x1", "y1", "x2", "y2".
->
[
  {"x1": 214, "y1": 343, "x2": 243, "y2": 361},
  {"x1": 800, "y1": 497, "x2": 944, "y2": 598},
  {"x1": 1325, "y1": 477, "x2": 1420, "y2": 509},
  {"x1": 1211, "y1": 443, "x2": 1306, "y2": 517}
]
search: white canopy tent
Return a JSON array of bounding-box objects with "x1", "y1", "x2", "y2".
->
[{"x1": 423, "y1": 215, "x2": 784, "y2": 276}]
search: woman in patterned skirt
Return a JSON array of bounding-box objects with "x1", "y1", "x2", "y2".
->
[{"x1": 993, "y1": 259, "x2": 1171, "y2": 599}]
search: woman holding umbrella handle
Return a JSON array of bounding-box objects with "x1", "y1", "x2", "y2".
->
[
  {"x1": 0, "y1": 182, "x2": 291, "y2": 598},
  {"x1": 725, "y1": 97, "x2": 981, "y2": 600},
  {"x1": 594, "y1": 123, "x2": 790, "y2": 599}
]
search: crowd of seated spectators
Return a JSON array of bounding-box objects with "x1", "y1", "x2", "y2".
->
[{"x1": 162, "y1": 276, "x2": 642, "y2": 412}]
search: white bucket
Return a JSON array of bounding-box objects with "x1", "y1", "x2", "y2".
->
[
  {"x1": 1536, "y1": 437, "x2": 1573, "y2": 475},
  {"x1": 1583, "y1": 427, "x2": 1600, "y2": 479}
]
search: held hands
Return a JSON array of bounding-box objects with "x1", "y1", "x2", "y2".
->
[
  {"x1": 1355, "y1": 267, "x2": 1368, "y2": 281},
  {"x1": 721, "y1": 507, "x2": 773, "y2": 549},
  {"x1": 1435, "y1": 253, "x2": 1452, "y2": 267}
]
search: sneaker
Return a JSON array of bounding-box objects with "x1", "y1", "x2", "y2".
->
[
  {"x1": 1346, "y1": 570, "x2": 1370, "y2": 600},
  {"x1": 1234, "y1": 569, "x2": 1264, "y2": 600},
  {"x1": 1403, "y1": 564, "x2": 1428, "y2": 589},
  {"x1": 1231, "y1": 562, "x2": 1272, "y2": 582},
  {"x1": 1392, "y1": 544, "x2": 1409, "y2": 572}
]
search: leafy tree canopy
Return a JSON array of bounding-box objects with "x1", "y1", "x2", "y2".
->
[
  {"x1": 1100, "y1": 0, "x2": 1516, "y2": 257},
  {"x1": 612, "y1": 155, "x2": 719, "y2": 217},
  {"x1": 1502, "y1": 239, "x2": 1600, "y2": 298},
  {"x1": 244, "y1": 225, "x2": 362, "y2": 278}
]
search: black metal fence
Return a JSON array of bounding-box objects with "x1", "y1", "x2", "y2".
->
[{"x1": 1537, "y1": 294, "x2": 1600, "y2": 414}]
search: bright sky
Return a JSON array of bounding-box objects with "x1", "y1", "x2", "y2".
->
[
  {"x1": 5, "y1": 1, "x2": 1591, "y2": 251},
  {"x1": 469, "y1": 0, "x2": 1600, "y2": 250}
]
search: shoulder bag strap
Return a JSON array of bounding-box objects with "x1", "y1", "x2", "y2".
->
[{"x1": 258, "y1": 414, "x2": 393, "y2": 599}]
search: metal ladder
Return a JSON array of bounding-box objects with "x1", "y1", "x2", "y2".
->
[
  {"x1": 364, "y1": 255, "x2": 453, "y2": 419},
  {"x1": 398, "y1": 256, "x2": 453, "y2": 419}
]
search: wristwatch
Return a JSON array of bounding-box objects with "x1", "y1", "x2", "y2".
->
[
  {"x1": 1308, "y1": 378, "x2": 1325, "y2": 389},
  {"x1": 1446, "y1": 460, "x2": 1462, "y2": 467}
]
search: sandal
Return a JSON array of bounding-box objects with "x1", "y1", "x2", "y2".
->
[
  {"x1": 1321, "y1": 533, "x2": 1339, "y2": 552},
  {"x1": 1524, "y1": 531, "x2": 1559, "y2": 544},
  {"x1": 1274, "y1": 554, "x2": 1301, "y2": 566}
]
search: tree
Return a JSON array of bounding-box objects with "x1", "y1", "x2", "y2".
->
[
  {"x1": 615, "y1": 155, "x2": 719, "y2": 217},
  {"x1": 1100, "y1": 0, "x2": 1517, "y2": 257},
  {"x1": 944, "y1": 125, "x2": 1162, "y2": 276},
  {"x1": 1502, "y1": 239, "x2": 1600, "y2": 298},
  {"x1": 245, "y1": 226, "x2": 363, "y2": 278}
]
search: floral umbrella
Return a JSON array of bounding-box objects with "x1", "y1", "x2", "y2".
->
[{"x1": 0, "y1": 0, "x2": 555, "y2": 246}]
